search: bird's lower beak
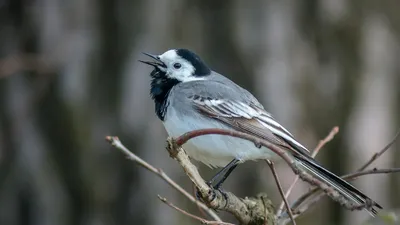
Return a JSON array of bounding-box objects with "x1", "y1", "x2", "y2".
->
[{"x1": 139, "y1": 52, "x2": 167, "y2": 68}]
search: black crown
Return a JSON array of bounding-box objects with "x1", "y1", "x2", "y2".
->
[{"x1": 176, "y1": 49, "x2": 211, "y2": 76}]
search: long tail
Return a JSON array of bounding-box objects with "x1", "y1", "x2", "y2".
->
[{"x1": 294, "y1": 155, "x2": 382, "y2": 216}]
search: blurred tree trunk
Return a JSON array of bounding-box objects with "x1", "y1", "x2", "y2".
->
[{"x1": 345, "y1": 13, "x2": 398, "y2": 225}]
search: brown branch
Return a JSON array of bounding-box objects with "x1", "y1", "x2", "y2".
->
[
  {"x1": 289, "y1": 191, "x2": 325, "y2": 220},
  {"x1": 174, "y1": 128, "x2": 295, "y2": 168},
  {"x1": 343, "y1": 168, "x2": 400, "y2": 180},
  {"x1": 356, "y1": 129, "x2": 400, "y2": 172},
  {"x1": 312, "y1": 126, "x2": 340, "y2": 157},
  {"x1": 157, "y1": 195, "x2": 234, "y2": 225},
  {"x1": 105, "y1": 136, "x2": 222, "y2": 222},
  {"x1": 277, "y1": 126, "x2": 339, "y2": 216},
  {"x1": 193, "y1": 184, "x2": 211, "y2": 220},
  {"x1": 265, "y1": 160, "x2": 296, "y2": 225}
]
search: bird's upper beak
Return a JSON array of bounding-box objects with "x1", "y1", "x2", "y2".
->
[{"x1": 139, "y1": 52, "x2": 167, "y2": 68}]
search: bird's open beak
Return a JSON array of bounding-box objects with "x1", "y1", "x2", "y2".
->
[{"x1": 139, "y1": 52, "x2": 167, "y2": 68}]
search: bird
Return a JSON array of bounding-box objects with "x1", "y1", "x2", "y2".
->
[{"x1": 139, "y1": 48, "x2": 382, "y2": 215}]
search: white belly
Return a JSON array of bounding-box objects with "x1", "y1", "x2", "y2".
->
[{"x1": 163, "y1": 110, "x2": 279, "y2": 168}]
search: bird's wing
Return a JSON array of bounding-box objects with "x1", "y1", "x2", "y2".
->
[
  {"x1": 186, "y1": 86, "x2": 382, "y2": 213},
  {"x1": 189, "y1": 95, "x2": 310, "y2": 156}
]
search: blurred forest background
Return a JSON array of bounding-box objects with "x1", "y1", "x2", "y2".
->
[{"x1": 0, "y1": 0, "x2": 400, "y2": 225}]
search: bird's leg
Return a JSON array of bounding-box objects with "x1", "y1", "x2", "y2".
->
[
  {"x1": 196, "y1": 159, "x2": 239, "y2": 201},
  {"x1": 208, "y1": 159, "x2": 240, "y2": 189},
  {"x1": 206, "y1": 167, "x2": 229, "y2": 186},
  {"x1": 213, "y1": 160, "x2": 239, "y2": 189}
]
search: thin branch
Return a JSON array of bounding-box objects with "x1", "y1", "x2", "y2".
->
[
  {"x1": 265, "y1": 160, "x2": 296, "y2": 225},
  {"x1": 356, "y1": 129, "x2": 400, "y2": 172},
  {"x1": 277, "y1": 126, "x2": 339, "y2": 216},
  {"x1": 289, "y1": 164, "x2": 396, "y2": 220},
  {"x1": 289, "y1": 167, "x2": 400, "y2": 219},
  {"x1": 290, "y1": 191, "x2": 325, "y2": 219},
  {"x1": 105, "y1": 136, "x2": 222, "y2": 222},
  {"x1": 175, "y1": 129, "x2": 297, "y2": 170},
  {"x1": 289, "y1": 130, "x2": 400, "y2": 218},
  {"x1": 343, "y1": 168, "x2": 400, "y2": 180},
  {"x1": 193, "y1": 184, "x2": 210, "y2": 219},
  {"x1": 284, "y1": 129, "x2": 400, "y2": 222},
  {"x1": 157, "y1": 195, "x2": 234, "y2": 225},
  {"x1": 312, "y1": 126, "x2": 340, "y2": 157},
  {"x1": 277, "y1": 178, "x2": 298, "y2": 217}
]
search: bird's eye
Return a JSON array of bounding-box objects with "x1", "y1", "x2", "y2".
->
[{"x1": 173, "y1": 63, "x2": 181, "y2": 69}]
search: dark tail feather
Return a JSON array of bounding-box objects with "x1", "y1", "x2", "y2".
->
[{"x1": 295, "y1": 156, "x2": 382, "y2": 216}]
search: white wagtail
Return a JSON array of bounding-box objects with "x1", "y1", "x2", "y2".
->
[{"x1": 139, "y1": 48, "x2": 381, "y2": 215}]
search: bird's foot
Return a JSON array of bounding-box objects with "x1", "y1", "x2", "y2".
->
[
  {"x1": 196, "y1": 179, "x2": 215, "y2": 200},
  {"x1": 216, "y1": 186, "x2": 228, "y2": 201},
  {"x1": 195, "y1": 188, "x2": 202, "y2": 200},
  {"x1": 196, "y1": 186, "x2": 217, "y2": 202},
  {"x1": 196, "y1": 180, "x2": 227, "y2": 202}
]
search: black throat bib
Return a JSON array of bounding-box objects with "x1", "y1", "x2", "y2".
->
[{"x1": 149, "y1": 68, "x2": 180, "y2": 121}]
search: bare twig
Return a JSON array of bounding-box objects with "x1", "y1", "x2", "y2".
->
[
  {"x1": 289, "y1": 167, "x2": 400, "y2": 218},
  {"x1": 193, "y1": 184, "x2": 210, "y2": 219},
  {"x1": 265, "y1": 160, "x2": 296, "y2": 225},
  {"x1": 174, "y1": 128, "x2": 295, "y2": 167},
  {"x1": 277, "y1": 126, "x2": 339, "y2": 215},
  {"x1": 288, "y1": 128, "x2": 399, "y2": 220},
  {"x1": 356, "y1": 129, "x2": 400, "y2": 172},
  {"x1": 290, "y1": 191, "x2": 324, "y2": 219},
  {"x1": 105, "y1": 136, "x2": 222, "y2": 222},
  {"x1": 343, "y1": 168, "x2": 400, "y2": 180},
  {"x1": 279, "y1": 127, "x2": 400, "y2": 222},
  {"x1": 157, "y1": 195, "x2": 234, "y2": 225},
  {"x1": 276, "y1": 179, "x2": 297, "y2": 217},
  {"x1": 312, "y1": 126, "x2": 340, "y2": 157}
]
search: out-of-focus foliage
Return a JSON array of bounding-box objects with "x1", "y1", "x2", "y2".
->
[
  {"x1": 0, "y1": 1, "x2": 399, "y2": 225},
  {"x1": 363, "y1": 210, "x2": 400, "y2": 225}
]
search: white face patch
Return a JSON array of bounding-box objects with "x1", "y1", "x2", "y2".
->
[{"x1": 158, "y1": 50, "x2": 205, "y2": 82}]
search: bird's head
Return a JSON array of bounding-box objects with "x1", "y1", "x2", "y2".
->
[{"x1": 139, "y1": 48, "x2": 211, "y2": 82}]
